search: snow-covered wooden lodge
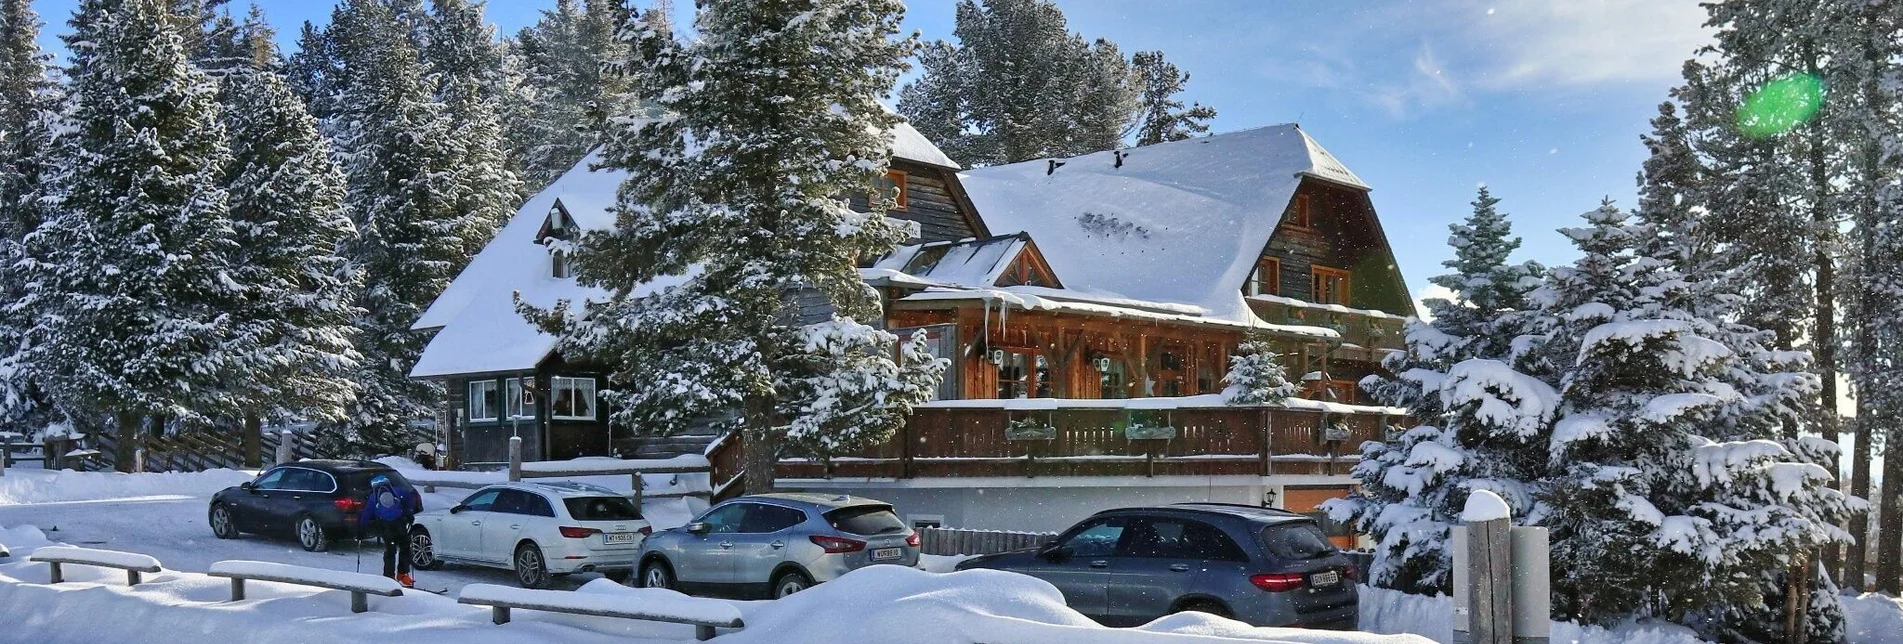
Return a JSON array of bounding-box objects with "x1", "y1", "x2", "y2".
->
[{"x1": 410, "y1": 124, "x2": 1415, "y2": 535}]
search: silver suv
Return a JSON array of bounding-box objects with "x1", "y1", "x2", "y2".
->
[
  {"x1": 955, "y1": 503, "x2": 1358, "y2": 629},
  {"x1": 637, "y1": 493, "x2": 921, "y2": 598}
]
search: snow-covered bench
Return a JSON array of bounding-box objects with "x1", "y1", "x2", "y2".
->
[
  {"x1": 457, "y1": 583, "x2": 744, "y2": 641},
  {"x1": 29, "y1": 546, "x2": 162, "y2": 586},
  {"x1": 207, "y1": 560, "x2": 404, "y2": 614}
]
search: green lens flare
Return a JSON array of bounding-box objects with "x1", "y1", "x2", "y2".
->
[{"x1": 1736, "y1": 73, "x2": 1824, "y2": 139}]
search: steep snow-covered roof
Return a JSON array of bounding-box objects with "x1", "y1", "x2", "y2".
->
[
  {"x1": 891, "y1": 121, "x2": 959, "y2": 169},
  {"x1": 958, "y1": 124, "x2": 1367, "y2": 324},
  {"x1": 411, "y1": 151, "x2": 697, "y2": 379}
]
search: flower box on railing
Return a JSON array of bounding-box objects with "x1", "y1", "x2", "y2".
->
[
  {"x1": 1123, "y1": 406, "x2": 1177, "y2": 440},
  {"x1": 1005, "y1": 416, "x2": 1057, "y2": 441}
]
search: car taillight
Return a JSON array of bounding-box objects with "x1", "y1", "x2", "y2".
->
[
  {"x1": 334, "y1": 497, "x2": 363, "y2": 513},
  {"x1": 639, "y1": 526, "x2": 653, "y2": 536},
  {"x1": 1343, "y1": 565, "x2": 1357, "y2": 581},
  {"x1": 905, "y1": 532, "x2": 921, "y2": 548},
  {"x1": 559, "y1": 526, "x2": 602, "y2": 539},
  {"x1": 810, "y1": 535, "x2": 866, "y2": 554},
  {"x1": 1250, "y1": 572, "x2": 1307, "y2": 592}
]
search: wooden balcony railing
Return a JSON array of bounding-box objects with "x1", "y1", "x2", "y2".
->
[{"x1": 770, "y1": 400, "x2": 1404, "y2": 482}]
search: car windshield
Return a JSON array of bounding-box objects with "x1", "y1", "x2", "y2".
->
[
  {"x1": 1258, "y1": 522, "x2": 1337, "y2": 561},
  {"x1": 824, "y1": 505, "x2": 906, "y2": 535},
  {"x1": 565, "y1": 496, "x2": 641, "y2": 521}
]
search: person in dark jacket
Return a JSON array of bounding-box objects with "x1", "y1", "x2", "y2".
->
[{"x1": 359, "y1": 474, "x2": 423, "y2": 587}]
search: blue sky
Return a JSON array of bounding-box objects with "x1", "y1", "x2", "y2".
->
[{"x1": 32, "y1": 0, "x2": 1712, "y2": 309}]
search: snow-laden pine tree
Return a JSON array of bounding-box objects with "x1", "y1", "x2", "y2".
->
[
  {"x1": 284, "y1": 21, "x2": 338, "y2": 120},
  {"x1": 0, "y1": 0, "x2": 63, "y2": 435},
  {"x1": 18, "y1": 0, "x2": 236, "y2": 470},
  {"x1": 1221, "y1": 333, "x2": 1295, "y2": 405},
  {"x1": 507, "y1": 0, "x2": 643, "y2": 189},
  {"x1": 216, "y1": 16, "x2": 362, "y2": 468},
  {"x1": 320, "y1": 0, "x2": 483, "y2": 457},
  {"x1": 424, "y1": 0, "x2": 522, "y2": 233},
  {"x1": 1866, "y1": 56, "x2": 1903, "y2": 596},
  {"x1": 897, "y1": 0, "x2": 1210, "y2": 165},
  {"x1": 1130, "y1": 50, "x2": 1215, "y2": 146},
  {"x1": 1326, "y1": 187, "x2": 1551, "y2": 596},
  {"x1": 532, "y1": 0, "x2": 941, "y2": 494},
  {"x1": 1527, "y1": 201, "x2": 1855, "y2": 638}
]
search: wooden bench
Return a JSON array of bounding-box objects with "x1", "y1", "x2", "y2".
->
[
  {"x1": 457, "y1": 583, "x2": 744, "y2": 641},
  {"x1": 208, "y1": 560, "x2": 404, "y2": 614},
  {"x1": 29, "y1": 546, "x2": 163, "y2": 586}
]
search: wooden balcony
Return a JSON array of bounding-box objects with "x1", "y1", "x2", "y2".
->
[{"x1": 765, "y1": 398, "x2": 1405, "y2": 482}]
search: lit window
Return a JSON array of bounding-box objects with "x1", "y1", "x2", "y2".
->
[
  {"x1": 1286, "y1": 194, "x2": 1312, "y2": 229},
  {"x1": 873, "y1": 169, "x2": 909, "y2": 210},
  {"x1": 1098, "y1": 358, "x2": 1127, "y2": 399},
  {"x1": 468, "y1": 380, "x2": 499, "y2": 422},
  {"x1": 549, "y1": 376, "x2": 597, "y2": 420},
  {"x1": 1311, "y1": 266, "x2": 1351, "y2": 305},
  {"x1": 1247, "y1": 258, "x2": 1281, "y2": 296},
  {"x1": 994, "y1": 350, "x2": 1049, "y2": 399},
  {"x1": 506, "y1": 377, "x2": 537, "y2": 420}
]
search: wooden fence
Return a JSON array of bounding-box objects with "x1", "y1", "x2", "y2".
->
[
  {"x1": 86, "y1": 425, "x2": 431, "y2": 473},
  {"x1": 918, "y1": 526, "x2": 1057, "y2": 556}
]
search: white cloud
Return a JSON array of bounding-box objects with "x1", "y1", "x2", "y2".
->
[
  {"x1": 1468, "y1": 0, "x2": 1710, "y2": 89},
  {"x1": 1369, "y1": 43, "x2": 1468, "y2": 118},
  {"x1": 1413, "y1": 283, "x2": 1460, "y2": 321}
]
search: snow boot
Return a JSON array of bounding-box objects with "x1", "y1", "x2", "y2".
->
[{"x1": 397, "y1": 573, "x2": 415, "y2": 588}]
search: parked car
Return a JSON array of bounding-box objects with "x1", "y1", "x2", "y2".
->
[
  {"x1": 954, "y1": 503, "x2": 1358, "y2": 629},
  {"x1": 408, "y1": 481, "x2": 651, "y2": 588},
  {"x1": 208, "y1": 460, "x2": 419, "y2": 552},
  {"x1": 637, "y1": 493, "x2": 920, "y2": 598}
]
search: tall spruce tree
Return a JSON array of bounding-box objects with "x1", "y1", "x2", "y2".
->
[
  {"x1": 1328, "y1": 187, "x2": 1550, "y2": 595},
  {"x1": 19, "y1": 0, "x2": 236, "y2": 469},
  {"x1": 0, "y1": 0, "x2": 62, "y2": 435},
  {"x1": 321, "y1": 0, "x2": 479, "y2": 457},
  {"x1": 424, "y1": 0, "x2": 521, "y2": 234},
  {"x1": 533, "y1": 0, "x2": 943, "y2": 494},
  {"x1": 507, "y1": 0, "x2": 639, "y2": 189},
  {"x1": 216, "y1": 15, "x2": 361, "y2": 467},
  {"x1": 1527, "y1": 201, "x2": 1854, "y2": 639},
  {"x1": 897, "y1": 0, "x2": 1212, "y2": 165},
  {"x1": 1130, "y1": 50, "x2": 1215, "y2": 146}
]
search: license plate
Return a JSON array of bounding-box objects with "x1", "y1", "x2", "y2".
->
[
  {"x1": 871, "y1": 547, "x2": 903, "y2": 561},
  {"x1": 1310, "y1": 570, "x2": 1341, "y2": 587},
  {"x1": 604, "y1": 532, "x2": 638, "y2": 545}
]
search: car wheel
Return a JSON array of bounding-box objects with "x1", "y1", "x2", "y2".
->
[
  {"x1": 209, "y1": 504, "x2": 239, "y2": 539},
  {"x1": 771, "y1": 570, "x2": 813, "y2": 599},
  {"x1": 296, "y1": 514, "x2": 330, "y2": 552},
  {"x1": 641, "y1": 559, "x2": 676, "y2": 590},
  {"x1": 409, "y1": 527, "x2": 442, "y2": 571},
  {"x1": 514, "y1": 543, "x2": 551, "y2": 589},
  {"x1": 1175, "y1": 600, "x2": 1232, "y2": 619}
]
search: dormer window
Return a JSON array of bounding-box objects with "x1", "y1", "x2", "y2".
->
[
  {"x1": 1286, "y1": 194, "x2": 1312, "y2": 229},
  {"x1": 872, "y1": 169, "x2": 909, "y2": 211},
  {"x1": 539, "y1": 200, "x2": 575, "y2": 244},
  {"x1": 552, "y1": 249, "x2": 571, "y2": 278}
]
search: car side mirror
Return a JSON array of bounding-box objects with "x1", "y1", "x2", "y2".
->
[
  {"x1": 449, "y1": 504, "x2": 465, "y2": 514},
  {"x1": 1039, "y1": 544, "x2": 1072, "y2": 562},
  {"x1": 239, "y1": 482, "x2": 256, "y2": 493},
  {"x1": 686, "y1": 521, "x2": 709, "y2": 535}
]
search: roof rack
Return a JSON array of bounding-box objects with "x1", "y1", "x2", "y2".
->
[{"x1": 1171, "y1": 502, "x2": 1306, "y2": 516}]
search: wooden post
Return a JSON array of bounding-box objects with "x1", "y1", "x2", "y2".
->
[
  {"x1": 695, "y1": 624, "x2": 716, "y2": 641},
  {"x1": 47, "y1": 561, "x2": 63, "y2": 584},
  {"x1": 632, "y1": 472, "x2": 645, "y2": 509},
  {"x1": 1259, "y1": 409, "x2": 1274, "y2": 477},
  {"x1": 134, "y1": 448, "x2": 145, "y2": 474},
  {"x1": 230, "y1": 578, "x2": 246, "y2": 601},
  {"x1": 127, "y1": 569, "x2": 142, "y2": 586},
  {"x1": 508, "y1": 436, "x2": 523, "y2": 482},
  {"x1": 1510, "y1": 527, "x2": 1551, "y2": 644},
  {"x1": 491, "y1": 605, "x2": 511, "y2": 625},
  {"x1": 1467, "y1": 517, "x2": 1512, "y2": 644},
  {"x1": 350, "y1": 591, "x2": 368, "y2": 614},
  {"x1": 275, "y1": 430, "x2": 294, "y2": 465},
  {"x1": 242, "y1": 413, "x2": 263, "y2": 469}
]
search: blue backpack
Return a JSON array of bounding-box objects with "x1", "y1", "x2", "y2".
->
[{"x1": 368, "y1": 476, "x2": 411, "y2": 522}]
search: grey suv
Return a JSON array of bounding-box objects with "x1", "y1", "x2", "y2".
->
[
  {"x1": 637, "y1": 493, "x2": 921, "y2": 598},
  {"x1": 955, "y1": 503, "x2": 1357, "y2": 629}
]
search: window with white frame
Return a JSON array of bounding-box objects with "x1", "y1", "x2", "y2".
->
[
  {"x1": 468, "y1": 380, "x2": 499, "y2": 422},
  {"x1": 549, "y1": 376, "x2": 597, "y2": 420},
  {"x1": 506, "y1": 377, "x2": 537, "y2": 420}
]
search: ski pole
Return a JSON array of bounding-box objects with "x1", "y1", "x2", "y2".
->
[{"x1": 355, "y1": 532, "x2": 363, "y2": 574}]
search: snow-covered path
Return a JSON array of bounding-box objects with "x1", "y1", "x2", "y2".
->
[{"x1": 0, "y1": 468, "x2": 608, "y2": 594}]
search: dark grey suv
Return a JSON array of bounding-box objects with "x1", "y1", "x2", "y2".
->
[{"x1": 954, "y1": 503, "x2": 1357, "y2": 629}]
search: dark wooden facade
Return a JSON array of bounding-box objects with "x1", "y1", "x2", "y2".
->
[
  {"x1": 847, "y1": 158, "x2": 990, "y2": 243},
  {"x1": 447, "y1": 355, "x2": 616, "y2": 466}
]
